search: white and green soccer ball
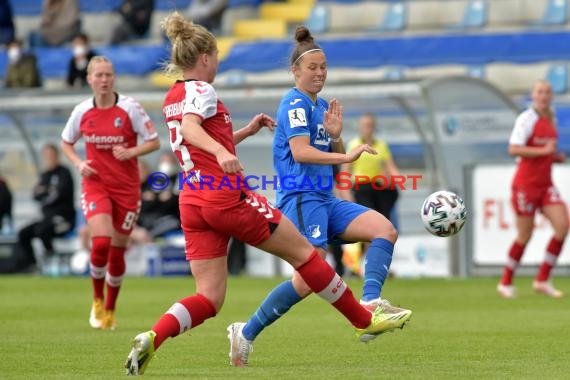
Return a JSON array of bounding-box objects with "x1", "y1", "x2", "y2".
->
[{"x1": 421, "y1": 190, "x2": 467, "y2": 237}]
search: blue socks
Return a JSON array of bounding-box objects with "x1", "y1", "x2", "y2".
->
[
  {"x1": 361, "y1": 238, "x2": 394, "y2": 302},
  {"x1": 242, "y1": 280, "x2": 301, "y2": 341}
]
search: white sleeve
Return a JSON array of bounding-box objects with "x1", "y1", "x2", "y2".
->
[
  {"x1": 128, "y1": 98, "x2": 158, "y2": 141},
  {"x1": 182, "y1": 81, "x2": 218, "y2": 120},
  {"x1": 509, "y1": 109, "x2": 537, "y2": 146},
  {"x1": 61, "y1": 105, "x2": 83, "y2": 144}
]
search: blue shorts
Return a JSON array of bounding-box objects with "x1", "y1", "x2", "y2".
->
[{"x1": 279, "y1": 192, "x2": 369, "y2": 249}]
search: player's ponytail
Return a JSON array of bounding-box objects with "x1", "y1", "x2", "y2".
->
[{"x1": 161, "y1": 11, "x2": 217, "y2": 76}]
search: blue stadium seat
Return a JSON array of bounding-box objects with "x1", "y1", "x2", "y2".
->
[
  {"x1": 449, "y1": 0, "x2": 488, "y2": 30},
  {"x1": 78, "y1": 0, "x2": 121, "y2": 13},
  {"x1": 306, "y1": 4, "x2": 330, "y2": 34},
  {"x1": 227, "y1": 0, "x2": 263, "y2": 7},
  {"x1": 375, "y1": 2, "x2": 407, "y2": 32},
  {"x1": 155, "y1": 0, "x2": 192, "y2": 11},
  {"x1": 530, "y1": 0, "x2": 568, "y2": 26},
  {"x1": 10, "y1": 0, "x2": 43, "y2": 16},
  {"x1": 546, "y1": 64, "x2": 569, "y2": 94}
]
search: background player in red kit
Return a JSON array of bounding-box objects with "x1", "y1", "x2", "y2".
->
[
  {"x1": 61, "y1": 56, "x2": 160, "y2": 329},
  {"x1": 497, "y1": 80, "x2": 568, "y2": 299},
  {"x1": 124, "y1": 11, "x2": 400, "y2": 376}
]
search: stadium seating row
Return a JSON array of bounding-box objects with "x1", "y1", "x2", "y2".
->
[
  {"x1": 304, "y1": 0, "x2": 569, "y2": 34},
  {"x1": 12, "y1": 0, "x2": 190, "y2": 15},
  {"x1": 3, "y1": 29, "x2": 569, "y2": 78}
]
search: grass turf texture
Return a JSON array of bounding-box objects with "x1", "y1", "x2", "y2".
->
[{"x1": 1, "y1": 276, "x2": 569, "y2": 379}]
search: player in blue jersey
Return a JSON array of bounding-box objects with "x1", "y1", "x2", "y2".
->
[{"x1": 227, "y1": 26, "x2": 412, "y2": 367}]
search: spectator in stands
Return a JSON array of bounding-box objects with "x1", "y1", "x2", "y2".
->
[
  {"x1": 0, "y1": 0, "x2": 15, "y2": 45},
  {"x1": 29, "y1": 0, "x2": 81, "y2": 47},
  {"x1": 185, "y1": 0, "x2": 228, "y2": 33},
  {"x1": 107, "y1": 0, "x2": 155, "y2": 45},
  {"x1": 15, "y1": 143, "x2": 76, "y2": 272},
  {"x1": 497, "y1": 80, "x2": 568, "y2": 299},
  {"x1": 132, "y1": 153, "x2": 181, "y2": 244},
  {"x1": 4, "y1": 39, "x2": 42, "y2": 88},
  {"x1": 0, "y1": 171, "x2": 13, "y2": 235},
  {"x1": 67, "y1": 33, "x2": 97, "y2": 88}
]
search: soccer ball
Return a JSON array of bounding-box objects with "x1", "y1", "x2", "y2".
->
[
  {"x1": 70, "y1": 249, "x2": 90, "y2": 275},
  {"x1": 420, "y1": 190, "x2": 467, "y2": 237}
]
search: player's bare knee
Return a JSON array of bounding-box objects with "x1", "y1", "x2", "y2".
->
[
  {"x1": 292, "y1": 274, "x2": 312, "y2": 298},
  {"x1": 196, "y1": 289, "x2": 226, "y2": 312},
  {"x1": 376, "y1": 222, "x2": 398, "y2": 243}
]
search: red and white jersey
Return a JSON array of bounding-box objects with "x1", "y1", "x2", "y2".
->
[
  {"x1": 61, "y1": 93, "x2": 158, "y2": 194},
  {"x1": 163, "y1": 80, "x2": 241, "y2": 208},
  {"x1": 509, "y1": 107, "x2": 558, "y2": 188}
]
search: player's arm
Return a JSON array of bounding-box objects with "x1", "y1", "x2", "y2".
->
[
  {"x1": 508, "y1": 140, "x2": 556, "y2": 158},
  {"x1": 234, "y1": 113, "x2": 276, "y2": 145},
  {"x1": 60, "y1": 140, "x2": 98, "y2": 177},
  {"x1": 181, "y1": 113, "x2": 243, "y2": 174},
  {"x1": 113, "y1": 138, "x2": 160, "y2": 161},
  {"x1": 290, "y1": 136, "x2": 376, "y2": 165}
]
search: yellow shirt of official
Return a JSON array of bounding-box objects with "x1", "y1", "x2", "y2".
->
[{"x1": 346, "y1": 138, "x2": 392, "y2": 177}]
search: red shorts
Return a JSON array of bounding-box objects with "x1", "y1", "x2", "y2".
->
[
  {"x1": 511, "y1": 185, "x2": 565, "y2": 216},
  {"x1": 180, "y1": 192, "x2": 282, "y2": 260},
  {"x1": 81, "y1": 180, "x2": 141, "y2": 235}
]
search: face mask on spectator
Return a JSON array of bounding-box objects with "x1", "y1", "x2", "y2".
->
[
  {"x1": 73, "y1": 44, "x2": 87, "y2": 57},
  {"x1": 8, "y1": 47, "x2": 21, "y2": 63},
  {"x1": 159, "y1": 162, "x2": 177, "y2": 177}
]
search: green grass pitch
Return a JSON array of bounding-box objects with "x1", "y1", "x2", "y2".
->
[{"x1": 1, "y1": 275, "x2": 569, "y2": 379}]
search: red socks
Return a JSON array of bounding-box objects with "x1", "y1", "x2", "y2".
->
[
  {"x1": 500, "y1": 241, "x2": 525, "y2": 285},
  {"x1": 536, "y1": 238, "x2": 564, "y2": 282},
  {"x1": 152, "y1": 294, "x2": 217, "y2": 350},
  {"x1": 90, "y1": 236, "x2": 111, "y2": 300},
  {"x1": 105, "y1": 246, "x2": 126, "y2": 311},
  {"x1": 296, "y1": 250, "x2": 371, "y2": 329}
]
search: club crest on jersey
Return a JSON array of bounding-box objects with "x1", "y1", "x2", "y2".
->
[
  {"x1": 114, "y1": 117, "x2": 123, "y2": 128},
  {"x1": 288, "y1": 108, "x2": 307, "y2": 128},
  {"x1": 89, "y1": 202, "x2": 96, "y2": 211},
  {"x1": 307, "y1": 224, "x2": 321, "y2": 239}
]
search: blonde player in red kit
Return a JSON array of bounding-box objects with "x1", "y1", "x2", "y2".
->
[
  {"x1": 124, "y1": 12, "x2": 403, "y2": 376},
  {"x1": 497, "y1": 80, "x2": 568, "y2": 298},
  {"x1": 61, "y1": 56, "x2": 160, "y2": 329}
]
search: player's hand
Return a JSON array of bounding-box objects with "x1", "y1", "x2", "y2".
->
[
  {"x1": 323, "y1": 98, "x2": 343, "y2": 139},
  {"x1": 77, "y1": 160, "x2": 98, "y2": 177},
  {"x1": 215, "y1": 148, "x2": 244, "y2": 174},
  {"x1": 554, "y1": 151, "x2": 566, "y2": 163},
  {"x1": 112, "y1": 145, "x2": 134, "y2": 161},
  {"x1": 247, "y1": 113, "x2": 276, "y2": 135},
  {"x1": 344, "y1": 144, "x2": 377, "y2": 163}
]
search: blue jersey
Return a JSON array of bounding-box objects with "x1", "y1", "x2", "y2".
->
[{"x1": 273, "y1": 88, "x2": 335, "y2": 206}]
